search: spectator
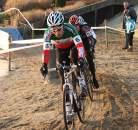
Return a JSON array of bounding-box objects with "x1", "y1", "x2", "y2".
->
[
  {"x1": 122, "y1": 1, "x2": 137, "y2": 51},
  {"x1": 125, "y1": 14, "x2": 136, "y2": 51},
  {"x1": 0, "y1": 5, "x2": 4, "y2": 12}
]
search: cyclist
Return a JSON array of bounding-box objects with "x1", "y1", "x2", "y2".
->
[
  {"x1": 40, "y1": 11, "x2": 87, "y2": 123},
  {"x1": 69, "y1": 15, "x2": 99, "y2": 89}
]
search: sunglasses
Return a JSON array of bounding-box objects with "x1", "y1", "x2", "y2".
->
[{"x1": 50, "y1": 24, "x2": 63, "y2": 33}]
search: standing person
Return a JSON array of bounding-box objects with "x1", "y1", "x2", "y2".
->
[
  {"x1": 122, "y1": 1, "x2": 137, "y2": 51},
  {"x1": 125, "y1": 14, "x2": 136, "y2": 51},
  {"x1": 69, "y1": 15, "x2": 99, "y2": 89}
]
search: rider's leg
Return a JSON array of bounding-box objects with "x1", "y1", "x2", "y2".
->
[
  {"x1": 82, "y1": 38, "x2": 99, "y2": 89},
  {"x1": 56, "y1": 48, "x2": 70, "y2": 91},
  {"x1": 86, "y1": 53, "x2": 99, "y2": 89},
  {"x1": 71, "y1": 46, "x2": 87, "y2": 97}
]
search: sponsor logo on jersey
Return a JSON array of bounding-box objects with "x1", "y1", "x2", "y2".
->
[{"x1": 74, "y1": 35, "x2": 82, "y2": 45}]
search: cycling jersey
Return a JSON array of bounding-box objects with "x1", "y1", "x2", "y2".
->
[
  {"x1": 43, "y1": 23, "x2": 84, "y2": 64},
  {"x1": 79, "y1": 24, "x2": 96, "y2": 52}
]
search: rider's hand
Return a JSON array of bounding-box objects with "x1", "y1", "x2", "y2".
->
[
  {"x1": 40, "y1": 63, "x2": 48, "y2": 78},
  {"x1": 78, "y1": 58, "x2": 85, "y2": 68}
]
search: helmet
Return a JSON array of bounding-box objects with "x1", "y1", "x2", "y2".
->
[
  {"x1": 47, "y1": 11, "x2": 64, "y2": 27},
  {"x1": 69, "y1": 15, "x2": 79, "y2": 25},
  {"x1": 78, "y1": 16, "x2": 87, "y2": 25}
]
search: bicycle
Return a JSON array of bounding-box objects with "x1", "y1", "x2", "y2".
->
[
  {"x1": 44, "y1": 60, "x2": 92, "y2": 129},
  {"x1": 57, "y1": 61, "x2": 84, "y2": 130}
]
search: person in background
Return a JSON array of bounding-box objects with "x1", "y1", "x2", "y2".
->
[
  {"x1": 122, "y1": 1, "x2": 137, "y2": 51},
  {"x1": 125, "y1": 13, "x2": 136, "y2": 51}
]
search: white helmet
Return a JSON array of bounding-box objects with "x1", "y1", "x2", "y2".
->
[
  {"x1": 78, "y1": 16, "x2": 87, "y2": 25},
  {"x1": 47, "y1": 11, "x2": 64, "y2": 27}
]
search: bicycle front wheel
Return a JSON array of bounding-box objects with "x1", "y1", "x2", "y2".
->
[{"x1": 63, "y1": 85, "x2": 75, "y2": 130}]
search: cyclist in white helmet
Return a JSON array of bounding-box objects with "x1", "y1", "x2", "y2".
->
[
  {"x1": 40, "y1": 11, "x2": 88, "y2": 123},
  {"x1": 69, "y1": 15, "x2": 99, "y2": 89}
]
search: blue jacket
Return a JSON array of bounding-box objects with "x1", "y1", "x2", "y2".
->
[{"x1": 126, "y1": 19, "x2": 136, "y2": 33}]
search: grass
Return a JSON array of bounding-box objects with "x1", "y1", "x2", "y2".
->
[
  {"x1": 2, "y1": 0, "x2": 104, "y2": 28},
  {"x1": 22, "y1": 9, "x2": 45, "y2": 27},
  {"x1": 57, "y1": 1, "x2": 85, "y2": 12},
  {"x1": 5, "y1": 0, "x2": 52, "y2": 10}
]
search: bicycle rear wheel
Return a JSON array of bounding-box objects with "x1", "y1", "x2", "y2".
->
[
  {"x1": 85, "y1": 69, "x2": 93, "y2": 101},
  {"x1": 71, "y1": 70, "x2": 92, "y2": 123},
  {"x1": 76, "y1": 96, "x2": 85, "y2": 123},
  {"x1": 82, "y1": 66, "x2": 93, "y2": 102}
]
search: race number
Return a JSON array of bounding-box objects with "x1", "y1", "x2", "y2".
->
[
  {"x1": 86, "y1": 30, "x2": 93, "y2": 37},
  {"x1": 73, "y1": 35, "x2": 82, "y2": 45}
]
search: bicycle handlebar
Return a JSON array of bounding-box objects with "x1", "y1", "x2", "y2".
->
[{"x1": 48, "y1": 64, "x2": 77, "y2": 72}]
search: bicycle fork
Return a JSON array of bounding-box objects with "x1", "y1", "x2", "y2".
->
[{"x1": 63, "y1": 83, "x2": 80, "y2": 114}]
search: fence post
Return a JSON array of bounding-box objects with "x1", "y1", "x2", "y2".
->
[
  {"x1": 104, "y1": 19, "x2": 108, "y2": 47},
  {"x1": 32, "y1": 24, "x2": 34, "y2": 39},
  {"x1": 120, "y1": 32, "x2": 123, "y2": 47},
  {"x1": 8, "y1": 35, "x2": 12, "y2": 71},
  {"x1": 47, "y1": 48, "x2": 58, "y2": 83},
  {"x1": 94, "y1": 10, "x2": 97, "y2": 26}
]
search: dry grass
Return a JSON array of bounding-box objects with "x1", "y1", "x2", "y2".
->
[
  {"x1": 81, "y1": 0, "x2": 104, "y2": 4},
  {"x1": 5, "y1": 0, "x2": 52, "y2": 10},
  {"x1": 3, "y1": 0, "x2": 104, "y2": 28},
  {"x1": 57, "y1": 1, "x2": 85, "y2": 12},
  {"x1": 22, "y1": 9, "x2": 45, "y2": 27}
]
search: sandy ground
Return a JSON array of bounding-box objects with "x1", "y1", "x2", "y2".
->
[
  {"x1": 0, "y1": 5, "x2": 138, "y2": 130},
  {"x1": 0, "y1": 37, "x2": 138, "y2": 130},
  {"x1": 0, "y1": 59, "x2": 8, "y2": 77}
]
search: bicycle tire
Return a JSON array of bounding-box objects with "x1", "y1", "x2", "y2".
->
[
  {"x1": 76, "y1": 96, "x2": 85, "y2": 123},
  {"x1": 63, "y1": 85, "x2": 76, "y2": 130},
  {"x1": 63, "y1": 85, "x2": 69, "y2": 130},
  {"x1": 83, "y1": 67, "x2": 93, "y2": 102}
]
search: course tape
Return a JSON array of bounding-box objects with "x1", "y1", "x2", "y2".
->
[
  {"x1": 12, "y1": 38, "x2": 44, "y2": 44},
  {"x1": 2, "y1": 25, "x2": 137, "y2": 55},
  {"x1": 0, "y1": 43, "x2": 42, "y2": 55},
  {"x1": 92, "y1": 26, "x2": 105, "y2": 30}
]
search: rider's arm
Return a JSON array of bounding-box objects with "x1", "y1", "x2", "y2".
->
[
  {"x1": 90, "y1": 28, "x2": 96, "y2": 40},
  {"x1": 69, "y1": 24, "x2": 85, "y2": 58},
  {"x1": 73, "y1": 34, "x2": 85, "y2": 58},
  {"x1": 43, "y1": 29, "x2": 51, "y2": 64},
  {"x1": 82, "y1": 26, "x2": 96, "y2": 40}
]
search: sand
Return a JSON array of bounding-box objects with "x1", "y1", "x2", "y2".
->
[
  {"x1": 0, "y1": 5, "x2": 138, "y2": 129},
  {"x1": 0, "y1": 39, "x2": 138, "y2": 129}
]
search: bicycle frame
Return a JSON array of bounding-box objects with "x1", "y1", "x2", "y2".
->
[{"x1": 62, "y1": 65, "x2": 77, "y2": 108}]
